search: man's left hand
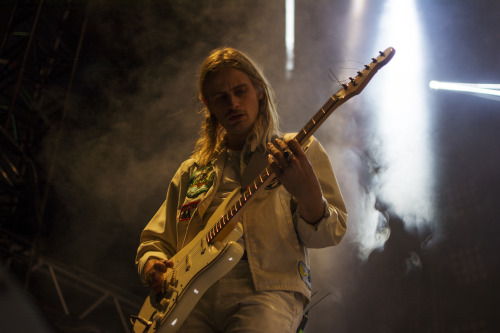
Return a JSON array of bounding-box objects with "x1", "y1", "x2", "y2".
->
[{"x1": 267, "y1": 138, "x2": 324, "y2": 224}]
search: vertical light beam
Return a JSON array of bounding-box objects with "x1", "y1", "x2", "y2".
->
[
  {"x1": 366, "y1": 0, "x2": 435, "y2": 253},
  {"x1": 285, "y1": 0, "x2": 295, "y2": 78}
]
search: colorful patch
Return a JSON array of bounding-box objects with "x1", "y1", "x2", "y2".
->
[
  {"x1": 298, "y1": 261, "x2": 312, "y2": 290},
  {"x1": 179, "y1": 200, "x2": 200, "y2": 221},
  {"x1": 186, "y1": 167, "x2": 215, "y2": 199},
  {"x1": 265, "y1": 177, "x2": 281, "y2": 190}
]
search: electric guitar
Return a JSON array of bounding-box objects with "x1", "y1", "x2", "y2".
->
[{"x1": 132, "y1": 47, "x2": 395, "y2": 333}]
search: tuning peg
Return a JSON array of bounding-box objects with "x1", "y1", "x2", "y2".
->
[
  {"x1": 364, "y1": 64, "x2": 370, "y2": 70},
  {"x1": 379, "y1": 50, "x2": 385, "y2": 56},
  {"x1": 349, "y1": 77, "x2": 357, "y2": 86},
  {"x1": 357, "y1": 71, "x2": 363, "y2": 76},
  {"x1": 371, "y1": 58, "x2": 378, "y2": 63}
]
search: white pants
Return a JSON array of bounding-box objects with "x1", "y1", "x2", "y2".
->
[{"x1": 179, "y1": 260, "x2": 305, "y2": 333}]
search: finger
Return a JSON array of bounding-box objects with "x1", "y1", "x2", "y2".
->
[
  {"x1": 286, "y1": 139, "x2": 305, "y2": 157},
  {"x1": 145, "y1": 271, "x2": 160, "y2": 288},
  {"x1": 151, "y1": 279, "x2": 163, "y2": 294},
  {"x1": 154, "y1": 262, "x2": 168, "y2": 273},
  {"x1": 267, "y1": 142, "x2": 283, "y2": 161},
  {"x1": 267, "y1": 154, "x2": 282, "y2": 176},
  {"x1": 268, "y1": 141, "x2": 288, "y2": 167},
  {"x1": 275, "y1": 138, "x2": 295, "y2": 163},
  {"x1": 274, "y1": 138, "x2": 289, "y2": 151}
]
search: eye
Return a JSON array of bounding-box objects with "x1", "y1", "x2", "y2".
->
[
  {"x1": 235, "y1": 87, "x2": 248, "y2": 96},
  {"x1": 211, "y1": 93, "x2": 227, "y2": 103}
]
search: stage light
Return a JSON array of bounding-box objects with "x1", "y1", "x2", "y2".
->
[{"x1": 430, "y1": 81, "x2": 500, "y2": 100}]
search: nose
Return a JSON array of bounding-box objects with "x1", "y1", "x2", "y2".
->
[{"x1": 228, "y1": 93, "x2": 240, "y2": 109}]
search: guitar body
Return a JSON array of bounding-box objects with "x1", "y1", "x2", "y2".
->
[
  {"x1": 133, "y1": 47, "x2": 395, "y2": 333},
  {"x1": 133, "y1": 189, "x2": 245, "y2": 333}
]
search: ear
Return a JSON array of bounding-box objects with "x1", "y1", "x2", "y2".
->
[{"x1": 256, "y1": 85, "x2": 265, "y2": 101}]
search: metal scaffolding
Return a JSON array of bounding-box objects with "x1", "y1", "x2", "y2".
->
[
  {"x1": 0, "y1": 1, "x2": 142, "y2": 332},
  {"x1": 0, "y1": 0, "x2": 88, "y2": 232}
]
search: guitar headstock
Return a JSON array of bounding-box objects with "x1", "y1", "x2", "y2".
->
[{"x1": 334, "y1": 47, "x2": 396, "y2": 100}]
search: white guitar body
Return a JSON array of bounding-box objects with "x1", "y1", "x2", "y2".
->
[
  {"x1": 132, "y1": 47, "x2": 395, "y2": 333},
  {"x1": 133, "y1": 189, "x2": 245, "y2": 333}
]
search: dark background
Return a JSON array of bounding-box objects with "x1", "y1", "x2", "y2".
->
[{"x1": 1, "y1": 0, "x2": 499, "y2": 332}]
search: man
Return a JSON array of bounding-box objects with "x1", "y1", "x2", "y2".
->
[{"x1": 136, "y1": 47, "x2": 347, "y2": 332}]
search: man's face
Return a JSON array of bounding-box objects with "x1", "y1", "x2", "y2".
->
[{"x1": 204, "y1": 67, "x2": 263, "y2": 146}]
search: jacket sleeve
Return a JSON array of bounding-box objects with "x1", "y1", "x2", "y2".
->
[
  {"x1": 135, "y1": 164, "x2": 187, "y2": 283},
  {"x1": 293, "y1": 137, "x2": 347, "y2": 248}
]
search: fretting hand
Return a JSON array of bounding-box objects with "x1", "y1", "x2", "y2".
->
[{"x1": 267, "y1": 138, "x2": 324, "y2": 224}]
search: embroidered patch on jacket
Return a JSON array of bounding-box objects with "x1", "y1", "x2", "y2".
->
[
  {"x1": 265, "y1": 177, "x2": 281, "y2": 190},
  {"x1": 179, "y1": 200, "x2": 200, "y2": 221},
  {"x1": 298, "y1": 261, "x2": 312, "y2": 290},
  {"x1": 186, "y1": 167, "x2": 215, "y2": 199}
]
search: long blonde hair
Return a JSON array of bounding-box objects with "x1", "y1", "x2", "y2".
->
[{"x1": 192, "y1": 47, "x2": 281, "y2": 166}]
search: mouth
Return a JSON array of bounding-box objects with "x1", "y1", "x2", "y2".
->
[{"x1": 227, "y1": 113, "x2": 246, "y2": 122}]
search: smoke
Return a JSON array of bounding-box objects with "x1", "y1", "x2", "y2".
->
[
  {"x1": 37, "y1": 0, "x2": 293, "y2": 291},
  {"x1": 38, "y1": 2, "x2": 204, "y2": 287},
  {"x1": 35, "y1": 1, "x2": 437, "y2": 331}
]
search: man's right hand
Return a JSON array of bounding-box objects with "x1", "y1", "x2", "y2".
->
[{"x1": 144, "y1": 258, "x2": 174, "y2": 294}]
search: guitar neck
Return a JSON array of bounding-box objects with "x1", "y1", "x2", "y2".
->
[
  {"x1": 207, "y1": 47, "x2": 395, "y2": 244},
  {"x1": 294, "y1": 93, "x2": 345, "y2": 145}
]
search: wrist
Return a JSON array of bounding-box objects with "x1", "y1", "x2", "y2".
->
[{"x1": 298, "y1": 196, "x2": 325, "y2": 224}]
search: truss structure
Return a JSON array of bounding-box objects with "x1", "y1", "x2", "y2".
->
[{"x1": 0, "y1": 2, "x2": 143, "y2": 332}]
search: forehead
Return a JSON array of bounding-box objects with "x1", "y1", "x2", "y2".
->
[{"x1": 204, "y1": 67, "x2": 253, "y2": 94}]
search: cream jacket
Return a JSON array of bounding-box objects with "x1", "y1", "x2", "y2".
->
[{"x1": 136, "y1": 135, "x2": 347, "y2": 300}]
